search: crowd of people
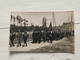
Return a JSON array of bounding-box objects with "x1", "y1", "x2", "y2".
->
[
  {"x1": 32, "y1": 29, "x2": 73, "y2": 44},
  {"x1": 10, "y1": 29, "x2": 74, "y2": 47}
]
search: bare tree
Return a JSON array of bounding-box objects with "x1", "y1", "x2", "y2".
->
[
  {"x1": 16, "y1": 15, "x2": 22, "y2": 26},
  {"x1": 23, "y1": 19, "x2": 28, "y2": 27}
]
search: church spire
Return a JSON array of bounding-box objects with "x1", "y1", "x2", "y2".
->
[
  {"x1": 53, "y1": 12, "x2": 56, "y2": 27},
  {"x1": 49, "y1": 19, "x2": 52, "y2": 30}
]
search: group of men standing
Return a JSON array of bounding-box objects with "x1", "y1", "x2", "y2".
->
[
  {"x1": 32, "y1": 30, "x2": 55, "y2": 44},
  {"x1": 10, "y1": 30, "x2": 28, "y2": 47}
]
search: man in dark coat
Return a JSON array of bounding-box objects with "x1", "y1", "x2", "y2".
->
[
  {"x1": 23, "y1": 31, "x2": 28, "y2": 47},
  {"x1": 43, "y1": 31, "x2": 47, "y2": 43},
  {"x1": 10, "y1": 31, "x2": 15, "y2": 47},
  {"x1": 32, "y1": 31, "x2": 36, "y2": 43},
  {"x1": 38, "y1": 31, "x2": 41, "y2": 44},
  {"x1": 34, "y1": 31, "x2": 38, "y2": 43},
  {"x1": 32, "y1": 31, "x2": 35, "y2": 43},
  {"x1": 49, "y1": 31, "x2": 53, "y2": 44},
  {"x1": 52, "y1": 31, "x2": 55, "y2": 40}
]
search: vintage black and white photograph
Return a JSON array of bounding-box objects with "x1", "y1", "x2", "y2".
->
[{"x1": 9, "y1": 11, "x2": 74, "y2": 53}]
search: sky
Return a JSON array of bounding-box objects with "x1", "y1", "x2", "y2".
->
[{"x1": 11, "y1": 11, "x2": 74, "y2": 27}]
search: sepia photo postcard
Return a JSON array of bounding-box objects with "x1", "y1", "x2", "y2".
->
[{"x1": 9, "y1": 11, "x2": 74, "y2": 53}]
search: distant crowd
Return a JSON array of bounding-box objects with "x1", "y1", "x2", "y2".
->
[{"x1": 10, "y1": 29, "x2": 74, "y2": 47}]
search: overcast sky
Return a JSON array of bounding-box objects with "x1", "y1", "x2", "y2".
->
[{"x1": 11, "y1": 11, "x2": 74, "y2": 27}]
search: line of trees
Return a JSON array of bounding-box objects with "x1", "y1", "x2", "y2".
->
[
  {"x1": 11, "y1": 15, "x2": 28, "y2": 27},
  {"x1": 10, "y1": 16, "x2": 53, "y2": 32},
  {"x1": 10, "y1": 15, "x2": 28, "y2": 32}
]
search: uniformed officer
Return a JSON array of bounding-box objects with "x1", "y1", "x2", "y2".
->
[
  {"x1": 10, "y1": 30, "x2": 15, "y2": 47},
  {"x1": 17, "y1": 29, "x2": 22, "y2": 47},
  {"x1": 23, "y1": 31, "x2": 28, "y2": 47}
]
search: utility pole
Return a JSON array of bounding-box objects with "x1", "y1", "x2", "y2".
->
[
  {"x1": 68, "y1": 15, "x2": 70, "y2": 23},
  {"x1": 71, "y1": 13, "x2": 73, "y2": 23}
]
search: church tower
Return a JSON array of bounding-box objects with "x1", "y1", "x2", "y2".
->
[{"x1": 52, "y1": 12, "x2": 56, "y2": 27}]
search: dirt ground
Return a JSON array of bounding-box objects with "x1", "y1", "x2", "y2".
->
[
  {"x1": 27, "y1": 36, "x2": 74, "y2": 53},
  {"x1": 10, "y1": 36, "x2": 74, "y2": 54}
]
